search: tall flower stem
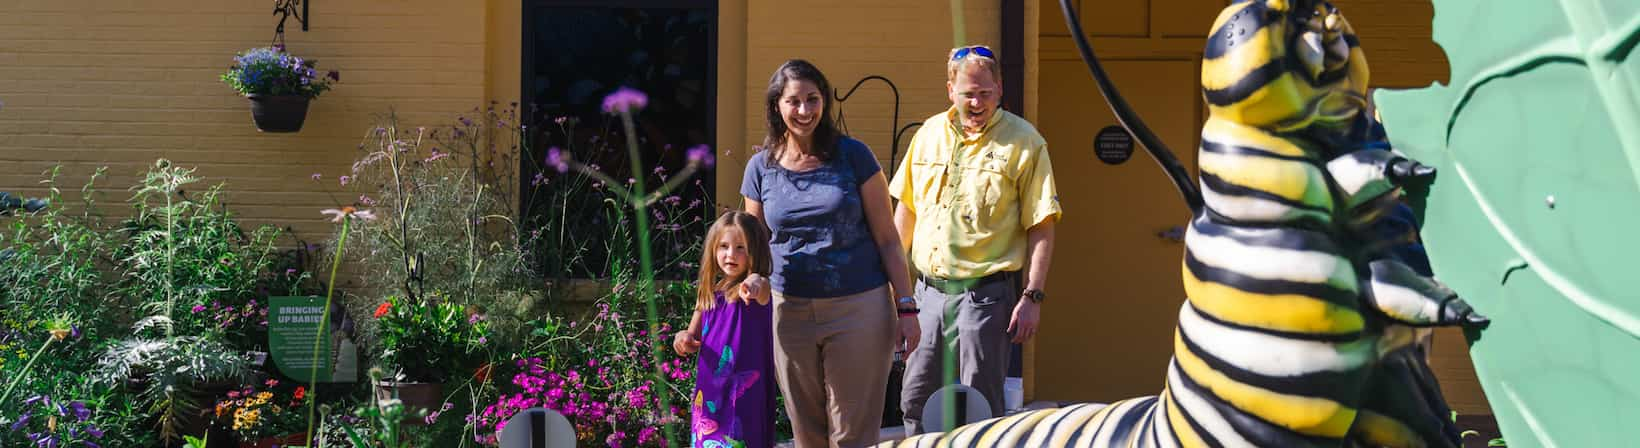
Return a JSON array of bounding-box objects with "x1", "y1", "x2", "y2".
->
[
  {"x1": 163, "y1": 185, "x2": 176, "y2": 338},
  {"x1": 305, "y1": 215, "x2": 351, "y2": 445},
  {"x1": 618, "y1": 110, "x2": 679, "y2": 447},
  {"x1": 0, "y1": 337, "x2": 55, "y2": 405}
]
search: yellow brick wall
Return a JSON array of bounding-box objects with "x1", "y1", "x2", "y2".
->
[{"x1": 0, "y1": 0, "x2": 491, "y2": 252}]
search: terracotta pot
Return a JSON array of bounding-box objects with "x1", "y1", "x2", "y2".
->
[
  {"x1": 246, "y1": 94, "x2": 311, "y2": 133},
  {"x1": 372, "y1": 380, "x2": 444, "y2": 426}
]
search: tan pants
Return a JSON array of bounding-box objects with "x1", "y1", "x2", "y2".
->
[{"x1": 772, "y1": 285, "x2": 896, "y2": 448}]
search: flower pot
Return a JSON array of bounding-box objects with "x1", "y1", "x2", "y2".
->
[
  {"x1": 239, "y1": 432, "x2": 308, "y2": 448},
  {"x1": 247, "y1": 94, "x2": 311, "y2": 133},
  {"x1": 372, "y1": 380, "x2": 443, "y2": 426}
]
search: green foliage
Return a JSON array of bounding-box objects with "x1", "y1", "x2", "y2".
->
[
  {"x1": 373, "y1": 293, "x2": 491, "y2": 383},
  {"x1": 117, "y1": 160, "x2": 288, "y2": 348},
  {"x1": 0, "y1": 160, "x2": 308, "y2": 446},
  {"x1": 92, "y1": 336, "x2": 247, "y2": 440},
  {"x1": 1, "y1": 168, "x2": 123, "y2": 346},
  {"x1": 332, "y1": 110, "x2": 538, "y2": 364},
  {"x1": 329, "y1": 369, "x2": 421, "y2": 448}
]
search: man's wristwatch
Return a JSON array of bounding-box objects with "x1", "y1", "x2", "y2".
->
[
  {"x1": 1022, "y1": 288, "x2": 1046, "y2": 304},
  {"x1": 895, "y1": 296, "x2": 919, "y2": 316}
]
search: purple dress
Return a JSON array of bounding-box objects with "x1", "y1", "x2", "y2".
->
[{"x1": 691, "y1": 291, "x2": 776, "y2": 448}]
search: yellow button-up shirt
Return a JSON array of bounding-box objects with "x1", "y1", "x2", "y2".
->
[{"x1": 889, "y1": 107, "x2": 1060, "y2": 280}]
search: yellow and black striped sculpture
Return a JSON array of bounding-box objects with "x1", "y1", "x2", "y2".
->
[{"x1": 880, "y1": 1, "x2": 1488, "y2": 446}]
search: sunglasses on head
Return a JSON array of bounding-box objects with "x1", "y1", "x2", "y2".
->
[{"x1": 951, "y1": 46, "x2": 995, "y2": 61}]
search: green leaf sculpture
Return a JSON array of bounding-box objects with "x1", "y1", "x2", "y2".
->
[{"x1": 1374, "y1": 1, "x2": 1640, "y2": 446}]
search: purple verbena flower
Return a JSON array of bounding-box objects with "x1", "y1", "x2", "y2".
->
[
  {"x1": 687, "y1": 144, "x2": 715, "y2": 167},
  {"x1": 546, "y1": 147, "x2": 569, "y2": 173},
  {"x1": 601, "y1": 87, "x2": 648, "y2": 114}
]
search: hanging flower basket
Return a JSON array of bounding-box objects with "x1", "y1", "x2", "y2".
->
[
  {"x1": 220, "y1": 45, "x2": 338, "y2": 134},
  {"x1": 247, "y1": 94, "x2": 311, "y2": 133}
]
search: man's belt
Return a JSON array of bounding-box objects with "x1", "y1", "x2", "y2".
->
[{"x1": 916, "y1": 270, "x2": 1017, "y2": 296}]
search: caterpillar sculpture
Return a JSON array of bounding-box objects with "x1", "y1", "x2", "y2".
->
[{"x1": 879, "y1": 1, "x2": 1490, "y2": 446}]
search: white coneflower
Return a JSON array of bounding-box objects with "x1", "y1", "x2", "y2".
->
[{"x1": 320, "y1": 206, "x2": 377, "y2": 223}]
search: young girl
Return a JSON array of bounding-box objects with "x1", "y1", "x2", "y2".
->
[{"x1": 673, "y1": 210, "x2": 776, "y2": 448}]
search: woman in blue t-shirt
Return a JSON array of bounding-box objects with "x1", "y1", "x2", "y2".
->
[{"x1": 741, "y1": 59, "x2": 920, "y2": 447}]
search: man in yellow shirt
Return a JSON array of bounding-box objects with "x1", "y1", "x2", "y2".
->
[{"x1": 890, "y1": 44, "x2": 1060, "y2": 435}]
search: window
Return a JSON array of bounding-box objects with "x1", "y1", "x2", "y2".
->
[{"x1": 520, "y1": 0, "x2": 716, "y2": 281}]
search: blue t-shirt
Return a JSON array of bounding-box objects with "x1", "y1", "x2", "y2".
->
[{"x1": 741, "y1": 137, "x2": 887, "y2": 298}]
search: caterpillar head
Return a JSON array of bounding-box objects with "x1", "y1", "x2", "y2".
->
[{"x1": 1202, "y1": 0, "x2": 1371, "y2": 133}]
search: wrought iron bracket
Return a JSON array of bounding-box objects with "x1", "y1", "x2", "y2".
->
[
  {"x1": 274, "y1": 0, "x2": 309, "y2": 36},
  {"x1": 835, "y1": 75, "x2": 917, "y2": 178}
]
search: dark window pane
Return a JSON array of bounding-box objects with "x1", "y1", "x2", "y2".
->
[{"x1": 521, "y1": 4, "x2": 715, "y2": 281}]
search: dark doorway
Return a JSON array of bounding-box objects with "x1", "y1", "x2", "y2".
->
[{"x1": 520, "y1": 0, "x2": 716, "y2": 281}]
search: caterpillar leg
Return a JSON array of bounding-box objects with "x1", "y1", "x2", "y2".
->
[
  {"x1": 1350, "y1": 348, "x2": 1462, "y2": 448},
  {"x1": 1366, "y1": 259, "x2": 1489, "y2": 328}
]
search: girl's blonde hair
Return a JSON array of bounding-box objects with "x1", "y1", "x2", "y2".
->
[{"x1": 695, "y1": 210, "x2": 773, "y2": 311}]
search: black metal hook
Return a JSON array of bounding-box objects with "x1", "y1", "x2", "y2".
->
[
  {"x1": 272, "y1": 0, "x2": 309, "y2": 47},
  {"x1": 834, "y1": 75, "x2": 911, "y2": 177}
]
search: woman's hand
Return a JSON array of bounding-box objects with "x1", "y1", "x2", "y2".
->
[
  {"x1": 896, "y1": 314, "x2": 920, "y2": 357},
  {"x1": 673, "y1": 330, "x2": 701, "y2": 355}
]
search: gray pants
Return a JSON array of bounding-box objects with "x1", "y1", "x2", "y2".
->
[{"x1": 900, "y1": 273, "x2": 1017, "y2": 435}]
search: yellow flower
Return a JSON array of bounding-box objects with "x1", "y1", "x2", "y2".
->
[{"x1": 233, "y1": 408, "x2": 262, "y2": 430}]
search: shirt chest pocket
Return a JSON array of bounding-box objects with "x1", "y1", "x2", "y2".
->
[
  {"x1": 959, "y1": 157, "x2": 1012, "y2": 218},
  {"x1": 908, "y1": 158, "x2": 944, "y2": 210}
]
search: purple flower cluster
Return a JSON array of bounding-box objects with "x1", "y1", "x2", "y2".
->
[
  {"x1": 471, "y1": 301, "x2": 693, "y2": 447},
  {"x1": 221, "y1": 46, "x2": 337, "y2": 98},
  {"x1": 9, "y1": 395, "x2": 104, "y2": 448},
  {"x1": 601, "y1": 87, "x2": 649, "y2": 115},
  {"x1": 479, "y1": 356, "x2": 681, "y2": 447},
  {"x1": 207, "y1": 298, "x2": 269, "y2": 329}
]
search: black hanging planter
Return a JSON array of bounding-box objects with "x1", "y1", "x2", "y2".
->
[{"x1": 247, "y1": 94, "x2": 311, "y2": 133}]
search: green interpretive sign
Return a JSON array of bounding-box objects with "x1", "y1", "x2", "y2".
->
[{"x1": 268, "y1": 296, "x2": 359, "y2": 383}]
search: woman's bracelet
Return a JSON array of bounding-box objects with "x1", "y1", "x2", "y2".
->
[{"x1": 896, "y1": 308, "x2": 920, "y2": 317}]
